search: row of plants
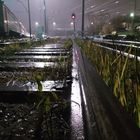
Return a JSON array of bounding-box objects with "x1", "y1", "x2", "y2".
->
[
  {"x1": 76, "y1": 39, "x2": 140, "y2": 128},
  {"x1": 34, "y1": 39, "x2": 73, "y2": 139},
  {"x1": 0, "y1": 38, "x2": 60, "y2": 56},
  {"x1": 0, "y1": 39, "x2": 73, "y2": 85},
  {"x1": 0, "y1": 38, "x2": 73, "y2": 139}
]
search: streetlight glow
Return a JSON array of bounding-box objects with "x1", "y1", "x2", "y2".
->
[
  {"x1": 71, "y1": 22, "x2": 74, "y2": 26},
  {"x1": 130, "y1": 12, "x2": 135, "y2": 17},
  {"x1": 35, "y1": 22, "x2": 39, "y2": 26},
  {"x1": 115, "y1": 1, "x2": 119, "y2": 4},
  {"x1": 53, "y1": 22, "x2": 56, "y2": 26}
]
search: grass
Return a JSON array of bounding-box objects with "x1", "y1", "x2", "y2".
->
[
  {"x1": 0, "y1": 38, "x2": 61, "y2": 56},
  {"x1": 34, "y1": 39, "x2": 73, "y2": 139},
  {"x1": 76, "y1": 39, "x2": 140, "y2": 128},
  {"x1": 0, "y1": 38, "x2": 73, "y2": 139}
]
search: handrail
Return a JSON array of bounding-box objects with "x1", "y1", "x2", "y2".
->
[{"x1": 93, "y1": 39, "x2": 140, "y2": 47}]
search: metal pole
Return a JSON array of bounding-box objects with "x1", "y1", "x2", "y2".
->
[
  {"x1": 43, "y1": 0, "x2": 47, "y2": 34},
  {"x1": 134, "y1": 0, "x2": 136, "y2": 29},
  {"x1": 73, "y1": 18, "x2": 76, "y2": 37},
  {"x1": 82, "y1": 0, "x2": 85, "y2": 37},
  {"x1": 132, "y1": 0, "x2": 136, "y2": 32},
  {"x1": 27, "y1": 0, "x2": 31, "y2": 38},
  {"x1": 134, "y1": 0, "x2": 136, "y2": 13},
  {"x1": 134, "y1": 0, "x2": 138, "y2": 95}
]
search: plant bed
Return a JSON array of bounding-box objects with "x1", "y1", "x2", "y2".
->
[
  {"x1": 0, "y1": 39, "x2": 74, "y2": 139},
  {"x1": 0, "y1": 88, "x2": 72, "y2": 140},
  {"x1": 76, "y1": 39, "x2": 140, "y2": 128}
]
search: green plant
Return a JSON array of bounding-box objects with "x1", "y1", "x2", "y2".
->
[
  {"x1": 34, "y1": 39, "x2": 73, "y2": 139},
  {"x1": 76, "y1": 39, "x2": 140, "y2": 127},
  {"x1": 63, "y1": 39, "x2": 73, "y2": 50}
]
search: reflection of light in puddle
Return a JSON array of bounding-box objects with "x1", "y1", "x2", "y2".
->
[
  {"x1": 71, "y1": 48, "x2": 84, "y2": 139},
  {"x1": 3, "y1": 62, "x2": 56, "y2": 68}
]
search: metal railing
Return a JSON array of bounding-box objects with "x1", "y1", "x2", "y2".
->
[{"x1": 74, "y1": 42, "x2": 140, "y2": 140}]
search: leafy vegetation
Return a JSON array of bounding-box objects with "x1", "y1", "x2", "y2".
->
[
  {"x1": 76, "y1": 39, "x2": 140, "y2": 127},
  {"x1": 0, "y1": 38, "x2": 60, "y2": 56},
  {"x1": 0, "y1": 38, "x2": 73, "y2": 139},
  {"x1": 34, "y1": 39, "x2": 73, "y2": 139}
]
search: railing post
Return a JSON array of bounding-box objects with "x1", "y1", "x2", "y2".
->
[
  {"x1": 27, "y1": 0, "x2": 32, "y2": 39},
  {"x1": 81, "y1": 0, "x2": 85, "y2": 37}
]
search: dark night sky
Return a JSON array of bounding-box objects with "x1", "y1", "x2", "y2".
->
[
  {"x1": 3, "y1": 0, "x2": 140, "y2": 33},
  {"x1": 3, "y1": 0, "x2": 82, "y2": 32}
]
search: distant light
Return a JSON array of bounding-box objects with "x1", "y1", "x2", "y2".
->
[
  {"x1": 100, "y1": 9, "x2": 105, "y2": 12},
  {"x1": 72, "y1": 16, "x2": 75, "y2": 19},
  {"x1": 115, "y1": 1, "x2": 119, "y2": 4},
  {"x1": 130, "y1": 12, "x2": 135, "y2": 17},
  {"x1": 53, "y1": 22, "x2": 56, "y2": 26},
  {"x1": 91, "y1": 22, "x2": 93, "y2": 25},
  {"x1": 71, "y1": 22, "x2": 74, "y2": 25},
  {"x1": 90, "y1": 5, "x2": 95, "y2": 8},
  {"x1": 112, "y1": 31, "x2": 117, "y2": 35},
  {"x1": 35, "y1": 22, "x2": 39, "y2": 26},
  {"x1": 116, "y1": 11, "x2": 120, "y2": 14},
  {"x1": 71, "y1": 13, "x2": 76, "y2": 19},
  {"x1": 4, "y1": 20, "x2": 8, "y2": 23},
  {"x1": 42, "y1": 34, "x2": 47, "y2": 38}
]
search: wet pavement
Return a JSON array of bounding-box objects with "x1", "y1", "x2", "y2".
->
[{"x1": 70, "y1": 46, "x2": 85, "y2": 140}]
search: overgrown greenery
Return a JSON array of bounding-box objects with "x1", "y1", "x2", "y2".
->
[
  {"x1": 0, "y1": 38, "x2": 73, "y2": 139},
  {"x1": 76, "y1": 39, "x2": 140, "y2": 128},
  {"x1": 0, "y1": 38, "x2": 61, "y2": 56},
  {"x1": 34, "y1": 39, "x2": 73, "y2": 139}
]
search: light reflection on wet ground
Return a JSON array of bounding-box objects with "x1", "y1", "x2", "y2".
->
[
  {"x1": 0, "y1": 44, "x2": 67, "y2": 91},
  {"x1": 15, "y1": 51, "x2": 69, "y2": 55},
  {"x1": 0, "y1": 80, "x2": 65, "y2": 91},
  {"x1": 0, "y1": 62, "x2": 57, "y2": 68},
  {"x1": 0, "y1": 43, "x2": 69, "y2": 68},
  {"x1": 0, "y1": 55, "x2": 52, "y2": 59},
  {"x1": 71, "y1": 48, "x2": 85, "y2": 140},
  {"x1": 23, "y1": 48, "x2": 68, "y2": 52},
  {"x1": 0, "y1": 55, "x2": 67, "y2": 60}
]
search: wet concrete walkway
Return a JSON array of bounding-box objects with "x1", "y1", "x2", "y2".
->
[{"x1": 70, "y1": 46, "x2": 85, "y2": 140}]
